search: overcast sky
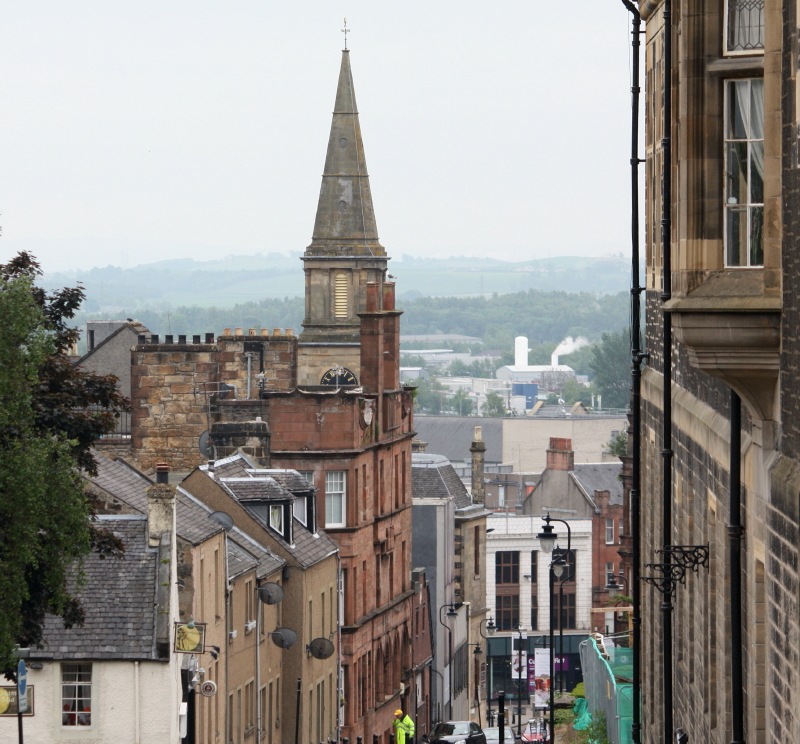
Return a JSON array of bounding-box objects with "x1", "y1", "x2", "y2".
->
[{"x1": 1, "y1": 2, "x2": 640, "y2": 273}]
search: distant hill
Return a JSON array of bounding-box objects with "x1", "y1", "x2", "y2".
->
[{"x1": 39, "y1": 252, "x2": 633, "y2": 312}]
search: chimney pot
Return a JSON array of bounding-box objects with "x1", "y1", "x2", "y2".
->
[
  {"x1": 156, "y1": 463, "x2": 169, "y2": 484},
  {"x1": 151, "y1": 334, "x2": 159, "y2": 344},
  {"x1": 205, "y1": 333, "x2": 215, "y2": 344},
  {"x1": 365, "y1": 282, "x2": 380, "y2": 312},
  {"x1": 261, "y1": 329, "x2": 270, "y2": 336},
  {"x1": 178, "y1": 335, "x2": 187, "y2": 344},
  {"x1": 382, "y1": 282, "x2": 396, "y2": 311},
  {"x1": 249, "y1": 328, "x2": 256, "y2": 336},
  {"x1": 138, "y1": 334, "x2": 146, "y2": 344},
  {"x1": 474, "y1": 425, "x2": 482, "y2": 442},
  {"x1": 193, "y1": 335, "x2": 201, "y2": 344},
  {"x1": 273, "y1": 328, "x2": 281, "y2": 336},
  {"x1": 285, "y1": 328, "x2": 293, "y2": 337},
  {"x1": 234, "y1": 328, "x2": 243, "y2": 336},
  {"x1": 165, "y1": 335, "x2": 173, "y2": 344},
  {"x1": 223, "y1": 328, "x2": 232, "y2": 336}
]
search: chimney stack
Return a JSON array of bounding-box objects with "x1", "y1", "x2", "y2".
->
[
  {"x1": 146, "y1": 466, "x2": 176, "y2": 658},
  {"x1": 470, "y1": 426, "x2": 487, "y2": 504},
  {"x1": 546, "y1": 437, "x2": 574, "y2": 471},
  {"x1": 359, "y1": 282, "x2": 385, "y2": 395}
]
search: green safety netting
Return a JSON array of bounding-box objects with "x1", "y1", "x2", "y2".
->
[
  {"x1": 577, "y1": 638, "x2": 635, "y2": 744},
  {"x1": 572, "y1": 698, "x2": 592, "y2": 730}
]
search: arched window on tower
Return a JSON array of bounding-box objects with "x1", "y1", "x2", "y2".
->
[{"x1": 334, "y1": 274, "x2": 348, "y2": 318}]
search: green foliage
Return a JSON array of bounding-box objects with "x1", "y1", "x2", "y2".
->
[
  {"x1": 482, "y1": 391, "x2": 506, "y2": 417},
  {"x1": 554, "y1": 709, "x2": 576, "y2": 724},
  {"x1": 446, "y1": 357, "x2": 500, "y2": 378},
  {"x1": 561, "y1": 378, "x2": 595, "y2": 406},
  {"x1": 399, "y1": 289, "x2": 629, "y2": 346},
  {"x1": 584, "y1": 712, "x2": 612, "y2": 744},
  {"x1": 450, "y1": 389, "x2": 474, "y2": 416},
  {"x1": 546, "y1": 393, "x2": 560, "y2": 404},
  {"x1": 0, "y1": 253, "x2": 128, "y2": 677},
  {"x1": 590, "y1": 329, "x2": 632, "y2": 408},
  {"x1": 411, "y1": 378, "x2": 449, "y2": 414},
  {"x1": 606, "y1": 430, "x2": 629, "y2": 457},
  {"x1": 571, "y1": 682, "x2": 585, "y2": 698},
  {"x1": 605, "y1": 593, "x2": 634, "y2": 606},
  {"x1": 400, "y1": 354, "x2": 427, "y2": 367}
]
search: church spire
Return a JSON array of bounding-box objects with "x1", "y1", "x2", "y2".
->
[{"x1": 306, "y1": 50, "x2": 385, "y2": 257}]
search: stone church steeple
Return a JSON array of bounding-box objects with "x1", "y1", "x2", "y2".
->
[{"x1": 298, "y1": 49, "x2": 389, "y2": 385}]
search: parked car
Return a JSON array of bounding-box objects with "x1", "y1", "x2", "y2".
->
[
  {"x1": 427, "y1": 721, "x2": 487, "y2": 744},
  {"x1": 483, "y1": 726, "x2": 516, "y2": 744}
]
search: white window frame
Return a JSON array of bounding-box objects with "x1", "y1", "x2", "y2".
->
[
  {"x1": 605, "y1": 518, "x2": 615, "y2": 545},
  {"x1": 269, "y1": 504, "x2": 283, "y2": 533},
  {"x1": 325, "y1": 471, "x2": 347, "y2": 528},
  {"x1": 723, "y1": 0, "x2": 765, "y2": 56},
  {"x1": 724, "y1": 78, "x2": 764, "y2": 267},
  {"x1": 61, "y1": 663, "x2": 92, "y2": 728}
]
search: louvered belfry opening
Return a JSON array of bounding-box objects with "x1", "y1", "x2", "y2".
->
[{"x1": 334, "y1": 274, "x2": 348, "y2": 318}]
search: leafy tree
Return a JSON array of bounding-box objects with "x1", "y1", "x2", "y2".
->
[
  {"x1": 0, "y1": 253, "x2": 128, "y2": 677},
  {"x1": 606, "y1": 430, "x2": 629, "y2": 458},
  {"x1": 450, "y1": 389, "x2": 474, "y2": 416},
  {"x1": 561, "y1": 378, "x2": 594, "y2": 406},
  {"x1": 590, "y1": 329, "x2": 631, "y2": 409},
  {"x1": 400, "y1": 354, "x2": 427, "y2": 367},
  {"x1": 482, "y1": 391, "x2": 506, "y2": 417},
  {"x1": 446, "y1": 357, "x2": 499, "y2": 378},
  {"x1": 412, "y1": 377, "x2": 449, "y2": 414}
]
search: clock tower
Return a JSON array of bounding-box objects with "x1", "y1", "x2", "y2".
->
[{"x1": 298, "y1": 49, "x2": 389, "y2": 385}]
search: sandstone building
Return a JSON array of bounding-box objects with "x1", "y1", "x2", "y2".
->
[
  {"x1": 89, "y1": 48, "x2": 426, "y2": 744},
  {"x1": 637, "y1": 1, "x2": 800, "y2": 743}
]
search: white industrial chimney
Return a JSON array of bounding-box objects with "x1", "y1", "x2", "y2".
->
[{"x1": 514, "y1": 336, "x2": 529, "y2": 368}]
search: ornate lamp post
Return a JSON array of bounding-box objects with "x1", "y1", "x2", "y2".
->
[
  {"x1": 479, "y1": 617, "x2": 497, "y2": 725},
  {"x1": 536, "y1": 514, "x2": 571, "y2": 744}
]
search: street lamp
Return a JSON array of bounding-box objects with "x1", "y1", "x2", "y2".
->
[
  {"x1": 479, "y1": 618, "x2": 497, "y2": 725},
  {"x1": 513, "y1": 624, "x2": 527, "y2": 740},
  {"x1": 537, "y1": 514, "x2": 572, "y2": 744},
  {"x1": 439, "y1": 604, "x2": 459, "y2": 720}
]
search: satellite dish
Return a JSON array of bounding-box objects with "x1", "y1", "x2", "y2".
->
[
  {"x1": 306, "y1": 637, "x2": 335, "y2": 660},
  {"x1": 200, "y1": 680, "x2": 218, "y2": 697},
  {"x1": 207, "y1": 511, "x2": 234, "y2": 532},
  {"x1": 219, "y1": 383, "x2": 237, "y2": 400},
  {"x1": 270, "y1": 627, "x2": 298, "y2": 649},
  {"x1": 258, "y1": 582, "x2": 285, "y2": 606},
  {"x1": 199, "y1": 430, "x2": 210, "y2": 458}
]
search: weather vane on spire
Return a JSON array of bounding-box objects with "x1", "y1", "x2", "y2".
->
[{"x1": 342, "y1": 17, "x2": 349, "y2": 50}]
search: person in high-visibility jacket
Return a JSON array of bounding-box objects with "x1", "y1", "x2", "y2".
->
[{"x1": 393, "y1": 709, "x2": 415, "y2": 744}]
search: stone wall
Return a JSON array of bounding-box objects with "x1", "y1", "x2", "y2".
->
[{"x1": 130, "y1": 333, "x2": 296, "y2": 472}]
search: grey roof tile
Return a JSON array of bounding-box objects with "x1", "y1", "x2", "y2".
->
[
  {"x1": 220, "y1": 477, "x2": 293, "y2": 502},
  {"x1": 32, "y1": 518, "x2": 158, "y2": 661},
  {"x1": 571, "y1": 463, "x2": 624, "y2": 506},
  {"x1": 412, "y1": 453, "x2": 472, "y2": 508}
]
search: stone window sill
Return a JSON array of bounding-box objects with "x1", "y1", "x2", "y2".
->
[{"x1": 707, "y1": 55, "x2": 764, "y2": 78}]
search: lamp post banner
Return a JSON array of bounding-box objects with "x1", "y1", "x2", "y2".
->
[
  {"x1": 532, "y1": 649, "x2": 551, "y2": 709},
  {"x1": 511, "y1": 650, "x2": 527, "y2": 679}
]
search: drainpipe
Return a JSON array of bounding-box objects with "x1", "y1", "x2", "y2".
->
[
  {"x1": 660, "y1": 2, "x2": 675, "y2": 743},
  {"x1": 620, "y1": 2, "x2": 644, "y2": 742},
  {"x1": 729, "y1": 391, "x2": 745, "y2": 744}
]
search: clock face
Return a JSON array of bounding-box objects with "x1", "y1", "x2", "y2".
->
[{"x1": 320, "y1": 367, "x2": 358, "y2": 386}]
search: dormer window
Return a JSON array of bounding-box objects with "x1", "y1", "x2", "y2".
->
[{"x1": 725, "y1": 0, "x2": 764, "y2": 54}]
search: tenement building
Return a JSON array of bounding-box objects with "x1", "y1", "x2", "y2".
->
[
  {"x1": 117, "y1": 48, "x2": 422, "y2": 744},
  {"x1": 639, "y1": 2, "x2": 799, "y2": 743}
]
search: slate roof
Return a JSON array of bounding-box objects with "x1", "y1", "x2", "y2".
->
[
  {"x1": 89, "y1": 454, "x2": 221, "y2": 545},
  {"x1": 190, "y1": 456, "x2": 338, "y2": 569},
  {"x1": 412, "y1": 453, "x2": 473, "y2": 509},
  {"x1": 413, "y1": 416, "x2": 503, "y2": 463},
  {"x1": 33, "y1": 516, "x2": 158, "y2": 661},
  {"x1": 571, "y1": 463, "x2": 624, "y2": 506},
  {"x1": 227, "y1": 539, "x2": 258, "y2": 578},
  {"x1": 247, "y1": 469, "x2": 315, "y2": 493},
  {"x1": 220, "y1": 477, "x2": 293, "y2": 502},
  {"x1": 287, "y1": 517, "x2": 339, "y2": 568}
]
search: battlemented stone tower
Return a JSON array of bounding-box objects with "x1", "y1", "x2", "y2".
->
[{"x1": 298, "y1": 49, "x2": 389, "y2": 385}]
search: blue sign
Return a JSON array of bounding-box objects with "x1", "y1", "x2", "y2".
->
[{"x1": 17, "y1": 660, "x2": 27, "y2": 713}]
